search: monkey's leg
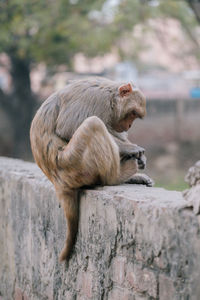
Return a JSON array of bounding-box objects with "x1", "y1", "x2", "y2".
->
[{"x1": 57, "y1": 116, "x2": 120, "y2": 187}]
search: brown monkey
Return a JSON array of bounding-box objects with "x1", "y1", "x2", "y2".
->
[{"x1": 30, "y1": 77, "x2": 153, "y2": 262}]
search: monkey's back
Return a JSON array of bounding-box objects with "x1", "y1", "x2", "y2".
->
[
  {"x1": 30, "y1": 77, "x2": 121, "y2": 180},
  {"x1": 30, "y1": 91, "x2": 63, "y2": 180},
  {"x1": 55, "y1": 77, "x2": 120, "y2": 140}
]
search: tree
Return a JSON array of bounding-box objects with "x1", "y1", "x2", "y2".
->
[
  {"x1": 0, "y1": 0, "x2": 111, "y2": 158},
  {"x1": 185, "y1": 0, "x2": 200, "y2": 23}
]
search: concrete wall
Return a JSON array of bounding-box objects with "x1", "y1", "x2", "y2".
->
[{"x1": 0, "y1": 157, "x2": 200, "y2": 300}]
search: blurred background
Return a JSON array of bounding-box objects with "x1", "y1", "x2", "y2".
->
[{"x1": 0, "y1": 0, "x2": 200, "y2": 190}]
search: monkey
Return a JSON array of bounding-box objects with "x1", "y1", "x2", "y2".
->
[{"x1": 30, "y1": 77, "x2": 154, "y2": 262}]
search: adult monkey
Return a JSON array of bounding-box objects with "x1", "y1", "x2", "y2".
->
[{"x1": 30, "y1": 77, "x2": 154, "y2": 262}]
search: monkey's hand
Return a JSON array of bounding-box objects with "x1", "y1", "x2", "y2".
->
[
  {"x1": 137, "y1": 153, "x2": 146, "y2": 170},
  {"x1": 126, "y1": 174, "x2": 154, "y2": 187},
  {"x1": 121, "y1": 145, "x2": 145, "y2": 161}
]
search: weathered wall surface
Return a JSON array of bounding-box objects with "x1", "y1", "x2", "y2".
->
[{"x1": 0, "y1": 157, "x2": 200, "y2": 300}]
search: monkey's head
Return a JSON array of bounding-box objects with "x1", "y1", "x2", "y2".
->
[{"x1": 112, "y1": 82, "x2": 146, "y2": 132}]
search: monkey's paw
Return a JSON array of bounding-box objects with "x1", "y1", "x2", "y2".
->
[
  {"x1": 121, "y1": 146, "x2": 145, "y2": 161},
  {"x1": 137, "y1": 154, "x2": 146, "y2": 170},
  {"x1": 126, "y1": 174, "x2": 154, "y2": 187}
]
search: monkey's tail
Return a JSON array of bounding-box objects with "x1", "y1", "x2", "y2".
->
[{"x1": 56, "y1": 188, "x2": 79, "y2": 262}]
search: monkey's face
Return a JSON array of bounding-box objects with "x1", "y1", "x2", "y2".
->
[
  {"x1": 113, "y1": 83, "x2": 146, "y2": 133},
  {"x1": 114, "y1": 111, "x2": 138, "y2": 132}
]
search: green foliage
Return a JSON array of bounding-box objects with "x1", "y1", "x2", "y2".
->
[
  {"x1": 0, "y1": 0, "x2": 198, "y2": 67},
  {"x1": 110, "y1": 0, "x2": 199, "y2": 61},
  {"x1": 0, "y1": 0, "x2": 112, "y2": 67}
]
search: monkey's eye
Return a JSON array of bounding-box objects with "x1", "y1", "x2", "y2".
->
[
  {"x1": 131, "y1": 110, "x2": 142, "y2": 119},
  {"x1": 131, "y1": 110, "x2": 137, "y2": 117},
  {"x1": 125, "y1": 111, "x2": 137, "y2": 120}
]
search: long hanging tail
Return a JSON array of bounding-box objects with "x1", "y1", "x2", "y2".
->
[{"x1": 56, "y1": 188, "x2": 79, "y2": 262}]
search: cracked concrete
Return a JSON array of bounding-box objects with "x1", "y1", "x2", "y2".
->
[{"x1": 0, "y1": 157, "x2": 200, "y2": 300}]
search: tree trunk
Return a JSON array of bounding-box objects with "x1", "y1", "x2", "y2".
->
[
  {"x1": 9, "y1": 56, "x2": 36, "y2": 159},
  {"x1": 187, "y1": 1, "x2": 200, "y2": 24}
]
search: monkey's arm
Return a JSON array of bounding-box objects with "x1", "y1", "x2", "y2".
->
[{"x1": 112, "y1": 134, "x2": 145, "y2": 160}]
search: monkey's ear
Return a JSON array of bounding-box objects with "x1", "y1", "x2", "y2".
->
[{"x1": 118, "y1": 83, "x2": 133, "y2": 97}]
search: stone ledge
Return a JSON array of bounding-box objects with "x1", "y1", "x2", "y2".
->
[{"x1": 0, "y1": 157, "x2": 200, "y2": 300}]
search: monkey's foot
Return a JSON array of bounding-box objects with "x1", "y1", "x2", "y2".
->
[{"x1": 126, "y1": 174, "x2": 154, "y2": 187}]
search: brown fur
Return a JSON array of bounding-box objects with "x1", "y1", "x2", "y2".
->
[{"x1": 30, "y1": 77, "x2": 152, "y2": 262}]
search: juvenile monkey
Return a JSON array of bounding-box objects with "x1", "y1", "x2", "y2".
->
[{"x1": 30, "y1": 77, "x2": 153, "y2": 262}]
